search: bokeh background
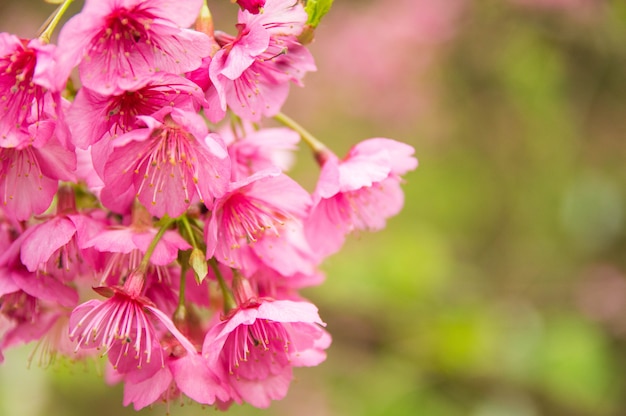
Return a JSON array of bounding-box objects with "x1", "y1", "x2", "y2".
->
[{"x1": 2, "y1": 0, "x2": 626, "y2": 415}]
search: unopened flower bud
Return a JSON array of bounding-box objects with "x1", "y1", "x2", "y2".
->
[{"x1": 189, "y1": 248, "x2": 208, "y2": 284}]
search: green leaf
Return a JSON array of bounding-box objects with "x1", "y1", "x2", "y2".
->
[{"x1": 304, "y1": 0, "x2": 334, "y2": 28}]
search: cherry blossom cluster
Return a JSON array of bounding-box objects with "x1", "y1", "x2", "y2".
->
[{"x1": 0, "y1": 0, "x2": 416, "y2": 410}]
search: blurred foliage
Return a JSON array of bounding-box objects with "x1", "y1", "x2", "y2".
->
[{"x1": 3, "y1": 0, "x2": 626, "y2": 415}]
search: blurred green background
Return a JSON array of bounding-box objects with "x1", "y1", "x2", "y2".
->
[{"x1": 2, "y1": 0, "x2": 626, "y2": 415}]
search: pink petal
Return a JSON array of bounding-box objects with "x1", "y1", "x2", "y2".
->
[
  {"x1": 83, "y1": 229, "x2": 137, "y2": 253},
  {"x1": 170, "y1": 353, "x2": 230, "y2": 404},
  {"x1": 232, "y1": 365, "x2": 292, "y2": 408},
  {"x1": 314, "y1": 154, "x2": 341, "y2": 199},
  {"x1": 148, "y1": 0, "x2": 204, "y2": 28},
  {"x1": 20, "y1": 217, "x2": 76, "y2": 272},
  {"x1": 245, "y1": 0, "x2": 308, "y2": 37},
  {"x1": 220, "y1": 24, "x2": 270, "y2": 80},
  {"x1": 305, "y1": 195, "x2": 351, "y2": 259},
  {"x1": 0, "y1": 274, "x2": 19, "y2": 296},
  {"x1": 0, "y1": 311, "x2": 61, "y2": 350},
  {"x1": 288, "y1": 324, "x2": 331, "y2": 367},
  {"x1": 12, "y1": 270, "x2": 78, "y2": 307},
  {"x1": 256, "y1": 300, "x2": 324, "y2": 325},
  {"x1": 252, "y1": 220, "x2": 317, "y2": 277},
  {"x1": 350, "y1": 177, "x2": 405, "y2": 231},
  {"x1": 31, "y1": 136, "x2": 77, "y2": 182},
  {"x1": 349, "y1": 138, "x2": 418, "y2": 176},
  {"x1": 337, "y1": 156, "x2": 390, "y2": 193},
  {"x1": 242, "y1": 170, "x2": 311, "y2": 218},
  {"x1": 123, "y1": 366, "x2": 173, "y2": 411}
]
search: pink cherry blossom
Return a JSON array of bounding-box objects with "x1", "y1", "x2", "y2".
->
[
  {"x1": 306, "y1": 138, "x2": 418, "y2": 257},
  {"x1": 82, "y1": 208, "x2": 191, "y2": 286},
  {"x1": 67, "y1": 73, "x2": 206, "y2": 149},
  {"x1": 100, "y1": 108, "x2": 230, "y2": 216},
  {"x1": 0, "y1": 34, "x2": 59, "y2": 148},
  {"x1": 0, "y1": 306, "x2": 82, "y2": 367},
  {"x1": 0, "y1": 226, "x2": 79, "y2": 308},
  {"x1": 0, "y1": 221, "x2": 81, "y2": 361},
  {"x1": 205, "y1": 169, "x2": 315, "y2": 276},
  {"x1": 122, "y1": 345, "x2": 230, "y2": 410},
  {"x1": 69, "y1": 270, "x2": 197, "y2": 380},
  {"x1": 221, "y1": 123, "x2": 300, "y2": 180},
  {"x1": 204, "y1": 0, "x2": 315, "y2": 122},
  {"x1": 0, "y1": 131, "x2": 76, "y2": 221},
  {"x1": 0, "y1": 0, "x2": 417, "y2": 410},
  {"x1": 244, "y1": 0, "x2": 309, "y2": 37},
  {"x1": 202, "y1": 297, "x2": 329, "y2": 408},
  {"x1": 56, "y1": 0, "x2": 211, "y2": 95},
  {"x1": 18, "y1": 187, "x2": 105, "y2": 282}
]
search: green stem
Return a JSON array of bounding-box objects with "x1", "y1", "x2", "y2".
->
[
  {"x1": 209, "y1": 259, "x2": 237, "y2": 313},
  {"x1": 274, "y1": 112, "x2": 328, "y2": 154},
  {"x1": 174, "y1": 262, "x2": 188, "y2": 321},
  {"x1": 38, "y1": 0, "x2": 74, "y2": 43},
  {"x1": 178, "y1": 214, "x2": 198, "y2": 248},
  {"x1": 138, "y1": 216, "x2": 176, "y2": 273}
]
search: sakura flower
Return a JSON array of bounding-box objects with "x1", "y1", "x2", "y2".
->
[
  {"x1": 67, "y1": 73, "x2": 206, "y2": 149},
  {"x1": 205, "y1": 0, "x2": 315, "y2": 122},
  {"x1": 0, "y1": 225, "x2": 80, "y2": 363},
  {"x1": 121, "y1": 337, "x2": 229, "y2": 410},
  {"x1": 202, "y1": 293, "x2": 329, "y2": 408},
  {"x1": 19, "y1": 186, "x2": 105, "y2": 282},
  {"x1": 56, "y1": 0, "x2": 211, "y2": 95},
  {"x1": 0, "y1": 226, "x2": 79, "y2": 310},
  {"x1": 221, "y1": 123, "x2": 300, "y2": 180},
  {"x1": 100, "y1": 108, "x2": 230, "y2": 217},
  {"x1": 306, "y1": 138, "x2": 418, "y2": 257},
  {"x1": 82, "y1": 204, "x2": 191, "y2": 286},
  {"x1": 0, "y1": 130, "x2": 77, "y2": 221},
  {"x1": 0, "y1": 34, "x2": 58, "y2": 147},
  {"x1": 205, "y1": 168, "x2": 316, "y2": 276},
  {"x1": 74, "y1": 147, "x2": 106, "y2": 197},
  {"x1": 245, "y1": 0, "x2": 309, "y2": 37},
  {"x1": 0, "y1": 304, "x2": 80, "y2": 367},
  {"x1": 69, "y1": 270, "x2": 197, "y2": 381}
]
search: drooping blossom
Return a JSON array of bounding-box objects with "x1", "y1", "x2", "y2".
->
[
  {"x1": 0, "y1": 133, "x2": 76, "y2": 221},
  {"x1": 0, "y1": 33, "x2": 59, "y2": 147},
  {"x1": 221, "y1": 123, "x2": 300, "y2": 180},
  {"x1": 205, "y1": 0, "x2": 315, "y2": 122},
  {"x1": 100, "y1": 108, "x2": 230, "y2": 216},
  {"x1": 305, "y1": 138, "x2": 418, "y2": 257},
  {"x1": 55, "y1": 0, "x2": 211, "y2": 95},
  {"x1": 202, "y1": 275, "x2": 329, "y2": 408},
  {"x1": 67, "y1": 73, "x2": 206, "y2": 149},
  {"x1": 0, "y1": 0, "x2": 414, "y2": 411},
  {"x1": 82, "y1": 204, "x2": 191, "y2": 287},
  {"x1": 0, "y1": 226, "x2": 80, "y2": 362},
  {"x1": 0, "y1": 33, "x2": 76, "y2": 221},
  {"x1": 205, "y1": 168, "x2": 316, "y2": 277},
  {"x1": 0, "y1": 225, "x2": 79, "y2": 309},
  {"x1": 0, "y1": 302, "x2": 80, "y2": 367},
  {"x1": 120, "y1": 335, "x2": 230, "y2": 410},
  {"x1": 69, "y1": 270, "x2": 198, "y2": 381},
  {"x1": 19, "y1": 186, "x2": 105, "y2": 282}
]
